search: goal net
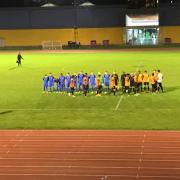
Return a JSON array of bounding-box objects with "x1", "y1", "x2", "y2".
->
[{"x1": 42, "y1": 40, "x2": 63, "y2": 50}]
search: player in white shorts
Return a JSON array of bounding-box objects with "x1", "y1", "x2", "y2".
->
[{"x1": 157, "y1": 70, "x2": 163, "y2": 92}]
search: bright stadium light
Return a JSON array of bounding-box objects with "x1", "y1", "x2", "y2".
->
[{"x1": 126, "y1": 14, "x2": 159, "y2": 27}]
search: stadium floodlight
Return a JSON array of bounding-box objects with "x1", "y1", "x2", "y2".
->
[{"x1": 126, "y1": 14, "x2": 159, "y2": 27}]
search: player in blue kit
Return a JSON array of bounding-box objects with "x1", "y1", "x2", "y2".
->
[
  {"x1": 89, "y1": 72, "x2": 96, "y2": 93},
  {"x1": 59, "y1": 73, "x2": 65, "y2": 93},
  {"x1": 73, "y1": 73, "x2": 78, "y2": 91},
  {"x1": 55, "y1": 78, "x2": 60, "y2": 93},
  {"x1": 78, "y1": 71, "x2": 84, "y2": 92},
  {"x1": 104, "y1": 71, "x2": 110, "y2": 93},
  {"x1": 66, "y1": 73, "x2": 71, "y2": 94},
  {"x1": 48, "y1": 73, "x2": 54, "y2": 92},
  {"x1": 43, "y1": 74, "x2": 49, "y2": 93}
]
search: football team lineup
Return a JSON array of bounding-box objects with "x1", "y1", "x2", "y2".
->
[
  {"x1": 0, "y1": 49, "x2": 179, "y2": 129},
  {"x1": 42, "y1": 69, "x2": 163, "y2": 97}
]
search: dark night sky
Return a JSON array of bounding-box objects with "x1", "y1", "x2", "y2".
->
[{"x1": 0, "y1": 0, "x2": 179, "y2": 7}]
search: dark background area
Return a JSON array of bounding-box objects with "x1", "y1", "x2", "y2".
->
[
  {"x1": 0, "y1": 0, "x2": 179, "y2": 7},
  {"x1": 0, "y1": 0, "x2": 179, "y2": 29},
  {"x1": 0, "y1": 5, "x2": 179, "y2": 29}
]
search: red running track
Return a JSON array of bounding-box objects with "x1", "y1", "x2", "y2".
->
[{"x1": 0, "y1": 130, "x2": 180, "y2": 180}]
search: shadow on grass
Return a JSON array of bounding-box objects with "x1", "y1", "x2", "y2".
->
[
  {"x1": 165, "y1": 86, "x2": 180, "y2": 93},
  {"x1": 0, "y1": 110, "x2": 13, "y2": 115},
  {"x1": 8, "y1": 66, "x2": 18, "y2": 70}
]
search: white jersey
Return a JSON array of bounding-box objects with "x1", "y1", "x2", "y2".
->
[{"x1": 157, "y1": 73, "x2": 163, "y2": 83}]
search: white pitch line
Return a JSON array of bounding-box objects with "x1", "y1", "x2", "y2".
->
[
  {"x1": 135, "y1": 62, "x2": 143, "y2": 72},
  {"x1": 115, "y1": 95, "x2": 124, "y2": 111}
]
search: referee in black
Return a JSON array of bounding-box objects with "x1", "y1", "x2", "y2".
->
[{"x1": 16, "y1": 52, "x2": 23, "y2": 66}]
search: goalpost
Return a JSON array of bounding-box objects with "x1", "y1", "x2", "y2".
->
[{"x1": 41, "y1": 40, "x2": 63, "y2": 50}]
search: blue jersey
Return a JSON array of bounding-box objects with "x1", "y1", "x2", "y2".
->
[
  {"x1": 49, "y1": 75, "x2": 54, "y2": 86},
  {"x1": 43, "y1": 76, "x2": 49, "y2": 85},
  {"x1": 59, "y1": 76, "x2": 65, "y2": 84},
  {"x1": 104, "y1": 74, "x2": 110, "y2": 83},
  {"x1": 90, "y1": 74, "x2": 96, "y2": 85},
  {"x1": 66, "y1": 75, "x2": 71, "y2": 84},
  {"x1": 78, "y1": 74, "x2": 84, "y2": 83},
  {"x1": 74, "y1": 75, "x2": 77, "y2": 85}
]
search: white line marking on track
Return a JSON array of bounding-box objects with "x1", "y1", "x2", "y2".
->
[
  {"x1": 115, "y1": 95, "x2": 124, "y2": 111},
  {"x1": 2, "y1": 151, "x2": 180, "y2": 155},
  {"x1": 0, "y1": 165, "x2": 138, "y2": 169},
  {"x1": 1, "y1": 174, "x2": 180, "y2": 179},
  {"x1": 1, "y1": 157, "x2": 180, "y2": 162},
  {"x1": 1, "y1": 139, "x2": 180, "y2": 143},
  {"x1": 1, "y1": 165, "x2": 180, "y2": 170}
]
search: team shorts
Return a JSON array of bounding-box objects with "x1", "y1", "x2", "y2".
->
[{"x1": 144, "y1": 82, "x2": 149, "y2": 86}]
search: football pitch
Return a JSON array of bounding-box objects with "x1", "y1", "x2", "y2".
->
[{"x1": 0, "y1": 49, "x2": 180, "y2": 130}]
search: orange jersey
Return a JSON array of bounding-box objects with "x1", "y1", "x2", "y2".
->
[
  {"x1": 150, "y1": 75, "x2": 157, "y2": 85},
  {"x1": 83, "y1": 77, "x2": 88, "y2": 85},
  {"x1": 143, "y1": 73, "x2": 149, "y2": 83},
  {"x1": 111, "y1": 77, "x2": 115, "y2": 87},
  {"x1": 97, "y1": 77, "x2": 100, "y2": 86},
  {"x1": 138, "y1": 74, "x2": 143, "y2": 83},
  {"x1": 70, "y1": 79, "x2": 74, "y2": 88},
  {"x1": 125, "y1": 76, "x2": 130, "y2": 87},
  {"x1": 134, "y1": 75, "x2": 138, "y2": 83}
]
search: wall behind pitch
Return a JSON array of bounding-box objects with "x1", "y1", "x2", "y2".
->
[
  {"x1": 160, "y1": 26, "x2": 180, "y2": 43},
  {"x1": 0, "y1": 29, "x2": 75, "y2": 46},
  {"x1": 78, "y1": 27, "x2": 123, "y2": 45},
  {"x1": 0, "y1": 27, "x2": 123, "y2": 46}
]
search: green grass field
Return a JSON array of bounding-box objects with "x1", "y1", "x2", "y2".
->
[{"x1": 0, "y1": 50, "x2": 180, "y2": 130}]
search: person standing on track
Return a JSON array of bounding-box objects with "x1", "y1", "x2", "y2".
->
[{"x1": 16, "y1": 52, "x2": 23, "y2": 66}]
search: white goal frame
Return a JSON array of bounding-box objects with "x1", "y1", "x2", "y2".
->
[{"x1": 41, "y1": 40, "x2": 63, "y2": 50}]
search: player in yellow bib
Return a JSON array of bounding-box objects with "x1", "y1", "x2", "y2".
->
[{"x1": 143, "y1": 70, "x2": 150, "y2": 92}]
